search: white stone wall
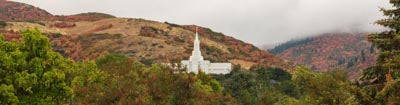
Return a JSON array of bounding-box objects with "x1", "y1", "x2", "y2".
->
[
  {"x1": 181, "y1": 61, "x2": 231, "y2": 74},
  {"x1": 209, "y1": 63, "x2": 232, "y2": 74}
]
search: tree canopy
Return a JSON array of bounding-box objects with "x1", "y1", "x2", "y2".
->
[
  {"x1": 0, "y1": 29, "x2": 74, "y2": 104},
  {"x1": 361, "y1": 0, "x2": 400, "y2": 104}
]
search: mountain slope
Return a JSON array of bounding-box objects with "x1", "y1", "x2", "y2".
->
[
  {"x1": 0, "y1": 1, "x2": 292, "y2": 70},
  {"x1": 0, "y1": 0, "x2": 52, "y2": 21},
  {"x1": 0, "y1": 0, "x2": 115, "y2": 22},
  {"x1": 269, "y1": 33, "x2": 379, "y2": 80}
]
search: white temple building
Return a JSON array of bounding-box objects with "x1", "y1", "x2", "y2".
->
[{"x1": 181, "y1": 29, "x2": 232, "y2": 74}]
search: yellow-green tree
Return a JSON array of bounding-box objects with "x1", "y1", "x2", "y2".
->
[
  {"x1": 292, "y1": 67, "x2": 371, "y2": 105},
  {"x1": 0, "y1": 29, "x2": 74, "y2": 104}
]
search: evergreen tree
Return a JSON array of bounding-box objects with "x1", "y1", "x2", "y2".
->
[
  {"x1": 361, "y1": 0, "x2": 400, "y2": 104},
  {"x1": 362, "y1": 0, "x2": 400, "y2": 82}
]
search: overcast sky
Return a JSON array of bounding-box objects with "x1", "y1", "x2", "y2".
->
[{"x1": 13, "y1": 0, "x2": 389, "y2": 46}]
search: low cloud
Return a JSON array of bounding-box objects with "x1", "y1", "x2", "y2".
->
[{"x1": 14, "y1": 0, "x2": 389, "y2": 46}]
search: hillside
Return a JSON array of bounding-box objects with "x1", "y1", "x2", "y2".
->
[
  {"x1": 2, "y1": 1, "x2": 400, "y2": 105},
  {"x1": 0, "y1": 1, "x2": 292, "y2": 70},
  {"x1": 0, "y1": 0, "x2": 115, "y2": 22},
  {"x1": 0, "y1": 0, "x2": 52, "y2": 21},
  {"x1": 269, "y1": 33, "x2": 379, "y2": 80}
]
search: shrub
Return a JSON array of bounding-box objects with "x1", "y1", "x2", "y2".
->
[
  {"x1": 164, "y1": 22, "x2": 181, "y2": 27},
  {"x1": 23, "y1": 20, "x2": 46, "y2": 26},
  {"x1": 0, "y1": 21, "x2": 7, "y2": 27}
]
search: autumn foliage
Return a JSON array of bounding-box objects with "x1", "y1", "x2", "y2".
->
[{"x1": 272, "y1": 33, "x2": 378, "y2": 80}]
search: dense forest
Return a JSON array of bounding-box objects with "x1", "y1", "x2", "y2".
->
[
  {"x1": 1, "y1": 0, "x2": 400, "y2": 105},
  {"x1": 0, "y1": 29, "x2": 375, "y2": 105},
  {"x1": 0, "y1": 28, "x2": 397, "y2": 105}
]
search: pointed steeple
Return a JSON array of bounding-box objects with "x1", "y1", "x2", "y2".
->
[
  {"x1": 189, "y1": 27, "x2": 204, "y2": 61},
  {"x1": 194, "y1": 27, "x2": 200, "y2": 51}
]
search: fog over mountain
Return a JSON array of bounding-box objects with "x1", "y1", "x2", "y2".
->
[{"x1": 13, "y1": 0, "x2": 389, "y2": 46}]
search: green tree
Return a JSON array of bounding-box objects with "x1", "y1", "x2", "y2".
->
[
  {"x1": 361, "y1": 0, "x2": 400, "y2": 104},
  {"x1": 215, "y1": 66, "x2": 296, "y2": 105},
  {"x1": 0, "y1": 29, "x2": 74, "y2": 104},
  {"x1": 69, "y1": 61, "x2": 108, "y2": 105},
  {"x1": 292, "y1": 67, "x2": 370, "y2": 105},
  {"x1": 221, "y1": 70, "x2": 258, "y2": 105},
  {"x1": 362, "y1": 0, "x2": 400, "y2": 83},
  {"x1": 0, "y1": 21, "x2": 6, "y2": 27}
]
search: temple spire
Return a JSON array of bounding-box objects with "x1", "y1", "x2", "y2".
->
[
  {"x1": 180, "y1": 26, "x2": 232, "y2": 74},
  {"x1": 189, "y1": 26, "x2": 204, "y2": 61},
  {"x1": 194, "y1": 27, "x2": 199, "y2": 50}
]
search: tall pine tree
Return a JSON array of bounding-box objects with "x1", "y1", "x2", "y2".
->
[
  {"x1": 362, "y1": 0, "x2": 400, "y2": 104},
  {"x1": 363, "y1": 0, "x2": 400, "y2": 83}
]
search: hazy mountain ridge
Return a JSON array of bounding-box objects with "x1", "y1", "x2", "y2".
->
[
  {"x1": 0, "y1": 0, "x2": 115, "y2": 22},
  {"x1": 0, "y1": 0, "x2": 52, "y2": 21},
  {"x1": 269, "y1": 33, "x2": 379, "y2": 80},
  {"x1": 0, "y1": 0, "x2": 292, "y2": 70},
  {"x1": 268, "y1": 37, "x2": 315, "y2": 54}
]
